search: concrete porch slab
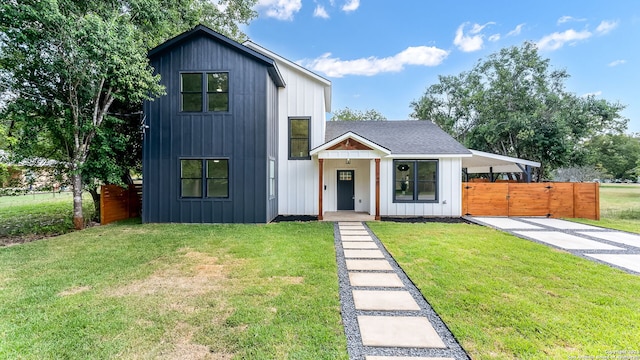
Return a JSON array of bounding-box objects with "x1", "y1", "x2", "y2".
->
[
  {"x1": 344, "y1": 249, "x2": 385, "y2": 259},
  {"x1": 474, "y1": 217, "x2": 542, "y2": 229},
  {"x1": 341, "y1": 235, "x2": 373, "y2": 242},
  {"x1": 352, "y1": 290, "x2": 420, "y2": 311},
  {"x1": 523, "y1": 218, "x2": 602, "y2": 230},
  {"x1": 513, "y1": 231, "x2": 625, "y2": 250},
  {"x1": 349, "y1": 272, "x2": 404, "y2": 287},
  {"x1": 357, "y1": 316, "x2": 446, "y2": 348},
  {"x1": 578, "y1": 231, "x2": 640, "y2": 248},
  {"x1": 324, "y1": 212, "x2": 375, "y2": 222},
  {"x1": 585, "y1": 254, "x2": 640, "y2": 273},
  {"x1": 346, "y1": 259, "x2": 393, "y2": 271},
  {"x1": 342, "y1": 241, "x2": 378, "y2": 249}
]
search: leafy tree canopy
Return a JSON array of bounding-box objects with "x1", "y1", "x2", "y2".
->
[
  {"x1": 585, "y1": 134, "x2": 640, "y2": 180},
  {"x1": 410, "y1": 42, "x2": 628, "y2": 180},
  {"x1": 330, "y1": 107, "x2": 387, "y2": 121},
  {"x1": 0, "y1": 0, "x2": 257, "y2": 228}
]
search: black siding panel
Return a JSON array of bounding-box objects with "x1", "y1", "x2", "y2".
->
[{"x1": 143, "y1": 33, "x2": 275, "y2": 223}]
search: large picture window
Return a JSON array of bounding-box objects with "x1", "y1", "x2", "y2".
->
[
  {"x1": 289, "y1": 118, "x2": 310, "y2": 160},
  {"x1": 180, "y1": 159, "x2": 229, "y2": 198},
  {"x1": 180, "y1": 72, "x2": 229, "y2": 112},
  {"x1": 393, "y1": 160, "x2": 438, "y2": 203}
]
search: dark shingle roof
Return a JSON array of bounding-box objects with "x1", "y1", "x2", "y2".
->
[{"x1": 324, "y1": 120, "x2": 470, "y2": 155}]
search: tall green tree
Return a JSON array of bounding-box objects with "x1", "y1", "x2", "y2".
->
[
  {"x1": 0, "y1": 0, "x2": 257, "y2": 228},
  {"x1": 411, "y1": 42, "x2": 627, "y2": 180},
  {"x1": 330, "y1": 107, "x2": 387, "y2": 121},
  {"x1": 585, "y1": 134, "x2": 640, "y2": 180}
]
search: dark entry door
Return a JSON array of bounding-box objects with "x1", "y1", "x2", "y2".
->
[{"x1": 337, "y1": 170, "x2": 355, "y2": 210}]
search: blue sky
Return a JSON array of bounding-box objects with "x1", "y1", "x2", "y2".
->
[{"x1": 246, "y1": 0, "x2": 640, "y2": 134}]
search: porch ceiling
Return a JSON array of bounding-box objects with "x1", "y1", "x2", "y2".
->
[{"x1": 463, "y1": 149, "x2": 540, "y2": 173}]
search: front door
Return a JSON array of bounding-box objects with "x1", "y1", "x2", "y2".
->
[{"x1": 337, "y1": 170, "x2": 355, "y2": 210}]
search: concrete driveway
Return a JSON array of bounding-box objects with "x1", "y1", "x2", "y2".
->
[{"x1": 468, "y1": 217, "x2": 640, "y2": 275}]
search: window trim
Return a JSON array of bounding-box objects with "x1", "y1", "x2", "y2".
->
[
  {"x1": 179, "y1": 158, "x2": 230, "y2": 200},
  {"x1": 288, "y1": 117, "x2": 311, "y2": 160},
  {"x1": 392, "y1": 159, "x2": 439, "y2": 203},
  {"x1": 268, "y1": 158, "x2": 276, "y2": 199},
  {"x1": 179, "y1": 71, "x2": 230, "y2": 113}
]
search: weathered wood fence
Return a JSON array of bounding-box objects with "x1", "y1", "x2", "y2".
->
[
  {"x1": 462, "y1": 182, "x2": 600, "y2": 220},
  {"x1": 100, "y1": 184, "x2": 142, "y2": 225}
]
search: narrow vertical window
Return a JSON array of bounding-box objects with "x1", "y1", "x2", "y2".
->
[
  {"x1": 417, "y1": 160, "x2": 437, "y2": 201},
  {"x1": 289, "y1": 118, "x2": 310, "y2": 159},
  {"x1": 394, "y1": 162, "x2": 414, "y2": 201},
  {"x1": 181, "y1": 160, "x2": 202, "y2": 197},
  {"x1": 207, "y1": 73, "x2": 229, "y2": 112},
  {"x1": 206, "y1": 159, "x2": 229, "y2": 198},
  {"x1": 269, "y1": 159, "x2": 276, "y2": 198},
  {"x1": 181, "y1": 73, "x2": 203, "y2": 112}
]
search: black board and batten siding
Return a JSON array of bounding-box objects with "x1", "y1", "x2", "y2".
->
[{"x1": 143, "y1": 27, "x2": 282, "y2": 223}]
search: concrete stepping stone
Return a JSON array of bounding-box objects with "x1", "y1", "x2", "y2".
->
[
  {"x1": 341, "y1": 235, "x2": 373, "y2": 242},
  {"x1": 523, "y1": 218, "x2": 602, "y2": 230},
  {"x1": 475, "y1": 217, "x2": 542, "y2": 230},
  {"x1": 578, "y1": 231, "x2": 640, "y2": 248},
  {"x1": 343, "y1": 241, "x2": 378, "y2": 249},
  {"x1": 366, "y1": 357, "x2": 455, "y2": 360},
  {"x1": 341, "y1": 230, "x2": 370, "y2": 236},
  {"x1": 344, "y1": 249, "x2": 385, "y2": 259},
  {"x1": 339, "y1": 224, "x2": 366, "y2": 229},
  {"x1": 585, "y1": 254, "x2": 640, "y2": 273},
  {"x1": 353, "y1": 290, "x2": 420, "y2": 311},
  {"x1": 346, "y1": 259, "x2": 393, "y2": 271},
  {"x1": 349, "y1": 272, "x2": 404, "y2": 287},
  {"x1": 339, "y1": 221, "x2": 362, "y2": 225},
  {"x1": 357, "y1": 316, "x2": 446, "y2": 348},
  {"x1": 514, "y1": 231, "x2": 625, "y2": 250}
]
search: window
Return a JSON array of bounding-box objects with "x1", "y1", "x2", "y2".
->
[
  {"x1": 289, "y1": 118, "x2": 310, "y2": 159},
  {"x1": 393, "y1": 160, "x2": 438, "y2": 203},
  {"x1": 180, "y1": 72, "x2": 229, "y2": 112},
  {"x1": 180, "y1": 159, "x2": 229, "y2": 198},
  {"x1": 269, "y1": 159, "x2": 276, "y2": 198}
]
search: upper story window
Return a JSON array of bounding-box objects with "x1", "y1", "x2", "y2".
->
[
  {"x1": 289, "y1": 117, "x2": 310, "y2": 160},
  {"x1": 180, "y1": 72, "x2": 229, "y2": 112},
  {"x1": 393, "y1": 160, "x2": 438, "y2": 203}
]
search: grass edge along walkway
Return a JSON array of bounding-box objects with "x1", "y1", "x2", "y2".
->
[
  {"x1": 368, "y1": 221, "x2": 640, "y2": 360},
  {"x1": 0, "y1": 221, "x2": 348, "y2": 359}
]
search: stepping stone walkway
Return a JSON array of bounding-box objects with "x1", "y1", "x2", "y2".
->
[{"x1": 334, "y1": 222, "x2": 470, "y2": 360}]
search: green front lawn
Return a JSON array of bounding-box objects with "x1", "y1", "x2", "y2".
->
[
  {"x1": 0, "y1": 221, "x2": 347, "y2": 359},
  {"x1": 369, "y1": 221, "x2": 640, "y2": 359}
]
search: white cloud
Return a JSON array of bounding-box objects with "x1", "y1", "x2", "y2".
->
[
  {"x1": 582, "y1": 91, "x2": 602, "y2": 97},
  {"x1": 342, "y1": 0, "x2": 359, "y2": 12},
  {"x1": 557, "y1": 16, "x2": 587, "y2": 25},
  {"x1": 314, "y1": 4, "x2": 329, "y2": 18},
  {"x1": 255, "y1": 0, "x2": 302, "y2": 21},
  {"x1": 298, "y1": 46, "x2": 449, "y2": 78},
  {"x1": 596, "y1": 20, "x2": 618, "y2": 34},
  {"x1": 537, "y1": 29, "x2": 592, "y2": 51},
  {"x1": 454, "y1": 22, "x2": 494, "y2": 52},
  {"x1": 608, "y1": 59, "x2": 627, "y2": 67},
  {"x1": 506, "y1": 23, "x2": 525, "y2": 37},
  {"x1": 488, "y1": 34, "x2": 501, "y2": 42}
]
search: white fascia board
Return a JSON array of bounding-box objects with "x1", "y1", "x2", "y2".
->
[
  {"x1": 468, "y1": 149, "x2": 540, "y2": 167},
  {"x1": 310, "y1": 132, "x2": 391, "y2": 156},
  {"x1": 386, "y1": 153, "x2": 472, "y2": 159}
]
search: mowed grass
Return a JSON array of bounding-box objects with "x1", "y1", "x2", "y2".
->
[
  {"x1": 0, "y1": 221, "x2": 348, "y2": 359},
  {"x1": 0, "y1": 192, "x2": 95, "y2": 242},
  {"x1": 572, "y1": 184, "x2": 640, "y2": 233},
  {"x1": 368, "y1": 221, "x2": 640, "y2": 360}
]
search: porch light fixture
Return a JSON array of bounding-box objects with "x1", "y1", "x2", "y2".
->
[{"x1": 346, "y1": 158, "x2": 351, "y2": 165}]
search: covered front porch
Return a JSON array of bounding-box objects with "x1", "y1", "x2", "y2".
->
[{"x1": 311, "y1": 132, "x2": 390, "y2": 221}]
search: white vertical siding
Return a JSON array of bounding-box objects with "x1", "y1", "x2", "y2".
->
[
  {"x1": 275, "y1": 64, "x2": 328, "y2": 215},
  {"x1": 323, "y1": 159, "x2": 371, "y2": 213},
  {"x1": 379, "y1": 157, "x2": 463, "y2": 216}
]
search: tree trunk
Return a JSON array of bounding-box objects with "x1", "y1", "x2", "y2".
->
[
  {"x1": 72, "y1": 172, "x2": 84, "y2": 230},
  {"x1": 88, "y1": 187, "x2": 101, "y2": 223}
]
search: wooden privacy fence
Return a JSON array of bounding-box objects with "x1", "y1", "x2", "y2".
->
[
  {"x1": 100, "y1": 184, "x2": 142, "y2": 225},
  {"x1": 462, "y1": 182, "x2": 600, "y2": 220}
]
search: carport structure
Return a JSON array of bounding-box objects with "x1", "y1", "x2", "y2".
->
[{"x1": 462, "y1": 149, "x2": 540, "y2": 183}]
